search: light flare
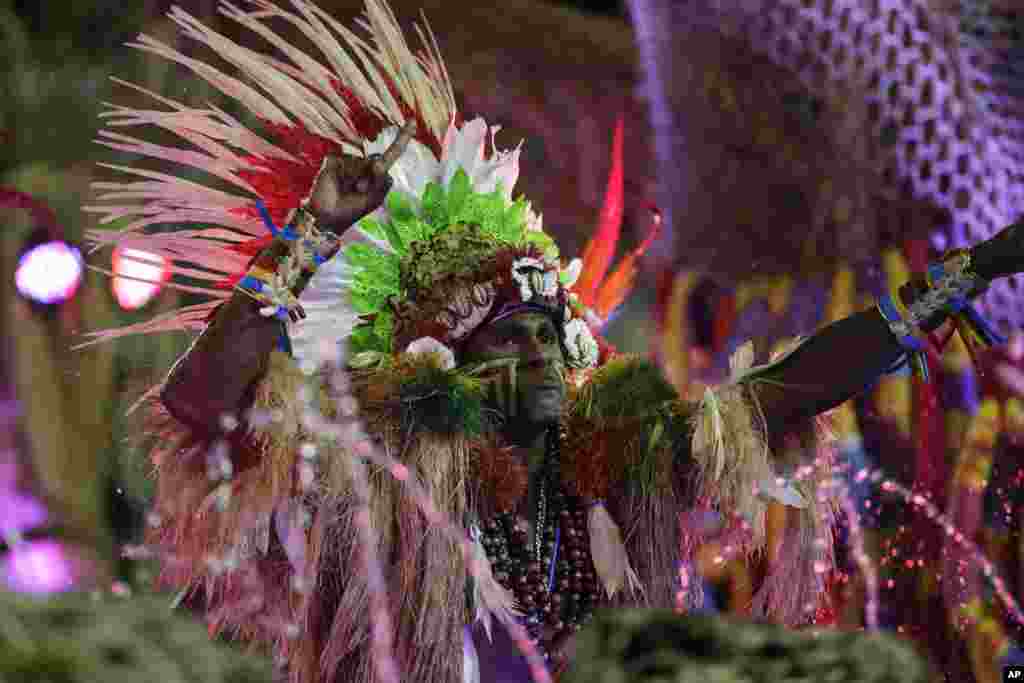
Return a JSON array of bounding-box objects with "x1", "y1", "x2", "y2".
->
[{"x1": 15, "y1": 241, "x2": 82, "y2": 305}]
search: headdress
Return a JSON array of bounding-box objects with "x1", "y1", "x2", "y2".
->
[{"x1": 77, "y1": 0, "x2": 657, "y2": 386}]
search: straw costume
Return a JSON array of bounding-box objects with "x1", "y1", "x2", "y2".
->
[{"x1": 80, "y1": 1, "x2": 1024, "y2": 681}]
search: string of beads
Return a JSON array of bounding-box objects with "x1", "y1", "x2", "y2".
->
[{"x1": 478, "y1": 427, "x2": 602, "y2": 663}]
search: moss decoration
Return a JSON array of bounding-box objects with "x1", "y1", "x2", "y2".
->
[
  {"x1": 397, "y1": 361, "x2": 490, "y2": 437},
  {"x1": 570, "y1": 355, "x2": 677, "y2": 423}
]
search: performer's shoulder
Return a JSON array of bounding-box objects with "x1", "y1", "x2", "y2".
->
[{"x1": 567, "y1": 353, "x2": 680, "y2": 422}]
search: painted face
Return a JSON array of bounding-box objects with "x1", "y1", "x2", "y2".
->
[{"x1": 459, "y1": 311, "x2": 566, "y2": 427}]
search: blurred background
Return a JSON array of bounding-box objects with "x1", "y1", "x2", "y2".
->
[{"x1": 3, "y1": 1, "x2": 1024, "y2": 682}]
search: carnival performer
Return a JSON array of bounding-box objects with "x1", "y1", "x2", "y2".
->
[{"x1": 80, "y1": 1, "x2": 1024, "y2": 681}]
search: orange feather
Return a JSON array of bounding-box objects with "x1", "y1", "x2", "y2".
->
[{"x1": 593, "y1": 211, "x2": 661, "y2": 321}]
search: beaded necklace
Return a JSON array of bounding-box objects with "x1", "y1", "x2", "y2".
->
[{"x1": 478, "y1": 426, "x2": 602, "y2": 666}]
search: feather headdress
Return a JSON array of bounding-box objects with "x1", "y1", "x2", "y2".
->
[
  {"x1": 77, "y1": 0, "x2": 654, "y2": 382},
  {"x1": 80, "y1": 0, "x2": 454, "y2": 344}
]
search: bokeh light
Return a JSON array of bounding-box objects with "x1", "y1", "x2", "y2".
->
[
  {"x1": 1, "y1": 539, "x2": 75, "y2": 595},
  {"x1": 14, "y1": 240, "x2": 82, "y2": 304},
  {"x1": 111, "y1": 246, "x2": 168, "y2": 310},
  {"x1": 0, "y1": 492, "x2": 47, "y2": 536}
]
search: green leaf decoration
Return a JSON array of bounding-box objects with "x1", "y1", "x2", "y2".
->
[
  {"x1": 341, "y1": 164, "x2": 555, "y2": 356},
  {"x1": 401, "y1": 214, "x2": 435, "y2": 246},
  {"x1": 343, "y1": 244, "x2": 400, "y2": 315},
  {"x1": 349, "y1": 324, "x2": 377, "y2": 355},
  {"x1": 348, "y1": 312, "x2": 393, "y2": 355},
  {"x1": 386, "y1": 190, "x2": 416, "y2": 222},
  {"x1": 398, "y1": 363, "x2": 488, "y2": 436},
  {"x1": 384, "y1": 219, "x2": 407, "y2": 255},
  {"x1": 373, "y1": 310, "x2": 394, "y2": 350},
  {"x1": 343, "y1": 242, "x2": 376, "y2": 264},
  {"x1": 357, "y1": 217, "x2": 389, "y2": 243},
  {"x1": 502, "y1": 197, "x2": 529, "y2": 240},
  {"x1": 524, "y1": 230, "x2": 558, "y2": 259},
  {"x1": 421, "y1": 181, "x2": 448, "y2": 226},
  {"x1": 447, "y1": 168, "x2": 472, "y2": 216},
  {"x1": 570, "y1": 356, "x2": 677, "y2": 421}
]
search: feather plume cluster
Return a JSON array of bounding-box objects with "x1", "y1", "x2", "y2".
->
[{"x1": 79, "y1": 0, "x2": 456, "y2": 352}]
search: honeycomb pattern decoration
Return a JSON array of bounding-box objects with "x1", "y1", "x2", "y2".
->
[{"x1": 661, "y1": 0, "x2": 1024, "y2": 331}]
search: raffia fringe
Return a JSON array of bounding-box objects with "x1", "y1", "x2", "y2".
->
[
  {"x1": 689, "y1": 339, "x2": 839, "y2": 625},
  {"x1": 145, "y1": 353, "x2": 312, "y2": 580},
  {"x1": 690, "y1": 381, "x2": 774, "y2": 550},
  {"x1": 751, "y1": 468, "x2": 838, "y2": 627},
  {"x1": 138, "y1": 352, "x2": 322, "y2": 652},
  {"x1": 751, "y1": 410, "x2": 838, "y2": 626},
  {"x1": 299, "y1": 355, "x2": 474, "y2": 683}
]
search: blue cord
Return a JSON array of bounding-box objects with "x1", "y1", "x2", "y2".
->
[
  {"x1": 255, "y1": 199, "x2": 299, "y2": 241},
  {"x1": 547, "y1": 525, "x2": 560, "y2": 593}
]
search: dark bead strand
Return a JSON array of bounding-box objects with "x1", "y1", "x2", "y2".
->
[
  {"x1": 568, "y1": 495, "x2": 600, "y2": 628},
  {"x1": 537, "y1": 427, "x2": 563, "y2": 654},
  {"x1": 475, "y1": 428, "x2": 620, "y2": 663}
]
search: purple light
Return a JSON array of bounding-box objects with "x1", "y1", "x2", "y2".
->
[
  {"x1": 1, "y1": 540, "x2": 75, "y2": 594},
  {"x1": 1, "y1": 492, "x2": 47, "y2": 536},
  {"x1": 0, "y1": 440, "x2": 48, "y2": 546},
  {"x1": 15, "y1": 241, "x2": 82, "y2": 304}
]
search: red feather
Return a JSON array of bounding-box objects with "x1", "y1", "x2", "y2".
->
[
  {"x1": 218, "y1": 77, "x2": 458, "y2": 290},
  {"x1": 572, "y1": 115, "x2": 625, "y2": 306},
  {"x1": 214, "y1": 74, "x2": 463, "y2": 293}
]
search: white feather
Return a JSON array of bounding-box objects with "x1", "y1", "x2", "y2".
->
[
  {"x1": 363, "y1": 125, "x2": 441, "y2": 209},
  {"x1": 729, "y1": 340, "x2": 755, "y2": 378},
  {"x1": 127, "y1": 33, "x2": 291, "y2": 125},
  {"x1": 292, "y1": 251, "x2": 360, "y2": 369},
  {"x1": 587, "y1": 503, "x2": 642, "y2": 599}
]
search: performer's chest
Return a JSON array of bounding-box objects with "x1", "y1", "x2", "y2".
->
[{"x1": 477, "y1": 488, "x2": 602, "y2": 654}]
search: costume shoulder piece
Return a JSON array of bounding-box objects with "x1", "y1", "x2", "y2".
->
[
  {"x1": 687, "y1": 338, "x2": 840, "y2": 626},
  {"x1": 561, "y1": 342, "x2": 841, "y2": 624},
  {"x1": 562, "y1": 354, "x2": 689, "y2": 499},
  {"x1": 559, "y1": 354, "x2": 693, "y2": 609}
]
